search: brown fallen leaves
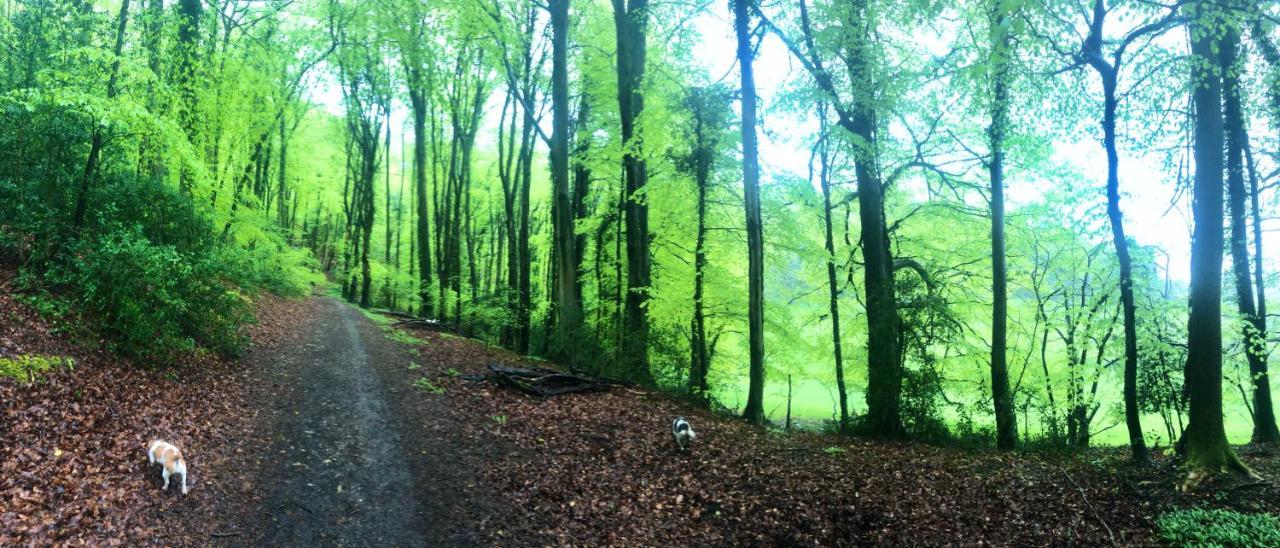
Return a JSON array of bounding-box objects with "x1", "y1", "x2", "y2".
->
[
  {"x1": 388, "y1": 322, "x2": 1280, "y2": 547},
  {"x1": 0, "y1": 278, "x2": 305, "y2": 546},
  {"x1": 6, "y1": 283, "x2": 1280, "y2": 546}
]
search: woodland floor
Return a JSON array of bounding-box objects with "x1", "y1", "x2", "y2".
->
[{"x1": 4, "y1": 281, "x2": 1280, "y2": 546}]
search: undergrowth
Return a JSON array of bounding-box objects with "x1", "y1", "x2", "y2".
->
[
  {"x1": 0, "y1": 354, "x2": 74, "y2": 384},
  {"x1": 1156, "y1": 508, "x2": 1280, "y2": 547}
]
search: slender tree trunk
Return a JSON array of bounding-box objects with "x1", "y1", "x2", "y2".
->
[
  {"x1": 1182, "y1": 6, "x2": 1249, "y2": 487},
  {"x1": 572, "y1": 94, "x2": 593, "y2": 312},
  {"x1": 176, "y1": 0, "x2": 201, "y2": 194},
  {"x1": 1222, "y1": 29, "x2": 1280, "y2": 445},
  {"x1": 687, "y1": 90, "x2": 717, "y2": 400},
  {"x1": 735, "y1": 0, "x2": 766, "y2": 425},
  {"x1": 816, "y1": 118, "x2": 850, "y2": 432},
  {"x1": 1245, "y1": 140, "x2": 1280, "y2": 443},
  {"x1": 73, "y1": 0, "x2": 130, "y2": 229},
  {"x1": 1082, "y1": 4, "x2": 1149, "y2": 459},
  {"x1": 987, "y1": 5, "x2": 1017, "y2": 450}
]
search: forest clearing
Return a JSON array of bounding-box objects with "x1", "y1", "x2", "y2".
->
[{"x1": 5, "y1": 0, "x2": 1280, "y2": 544}]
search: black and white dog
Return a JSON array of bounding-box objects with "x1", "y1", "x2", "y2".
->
[{"x1": 672, "y1": 417, "x2": 696, "y2": 451}]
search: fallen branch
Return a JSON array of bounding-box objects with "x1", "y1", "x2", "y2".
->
[
  {"x1": 480, "y1": 363, "x2": 616, "y2": 397},
  {"x1": 381, "y1": 313, "x2": 473, "y2": 339},
  {"x1": 1061, "y1": 469, "x2": 1117, "y2": 547}
]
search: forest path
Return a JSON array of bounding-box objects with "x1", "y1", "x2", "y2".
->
[{"x1": 223, "y1": 297, "x2": 481, "y2": 546}]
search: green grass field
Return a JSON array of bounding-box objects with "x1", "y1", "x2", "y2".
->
[{"x1": 712, "y1": 374, "x2": 1272, "y2": 446}]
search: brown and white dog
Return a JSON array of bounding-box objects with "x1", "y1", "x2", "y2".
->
[{"x1": 147, "y1": 440, "x2": 189, "y2": 495}]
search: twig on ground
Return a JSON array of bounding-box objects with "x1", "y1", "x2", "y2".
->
[{"x1": 1061, "y1": 469, "x2": 1117, "y2": 547}]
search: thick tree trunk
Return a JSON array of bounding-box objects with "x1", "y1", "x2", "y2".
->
[
  {"x1": 549, "y1": 0, "x2": 582, "y2": 363},
  {"x1": 613, "y1": 0, "x2": 654, "y2": 384},
  {"x1": 1183, "y1": 7, "x2": 1249, "y2": 488},
  {"x1": 410, "y1": 85, "x2": 435, "y2": 318},
  {"x1": 785, "y1": 0, "x2": 903, "y2": 436},
  {"x1": 841, "y1": 1, "x2": 902, "y2": 437},
  {"x1": 734, "y1": 0, "x2": 766, "y2": 425}
]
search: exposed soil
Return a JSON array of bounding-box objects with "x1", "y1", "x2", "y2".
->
[
  {"x1": 195, "y1": 297, "x2": 504, "y2": 546},
  {"x1": 5, "y1": 286, "x2": 1280, "y2": 546}
]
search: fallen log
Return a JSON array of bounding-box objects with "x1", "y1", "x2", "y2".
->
[
  {"x1": 479, "y1": 363, "x2": 615, "y2": 397},
  {"x1": 375, "y1": 311, "x2": 474, "y2": 339}
]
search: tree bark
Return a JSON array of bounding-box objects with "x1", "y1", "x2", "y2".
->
[
  {"x1": 549, "y1": 0, "x2": 582, "y2": 363},
  {"x1": 613, "y1": 0, "x2": 654, "y2": 384},
  {"x1": 813, "y1": 111, "x2": 850, "y2": 432},
  {"x1": 987, "y1": 4, "x2": 1017, "y2": 450},
  {"x1": 409, "y1": 80, "x2": 435, "y2": 318},
  {"x1": 1222, "y1": 28, "x2": 1280, "y2": 445},
  {"x1": 1182, "y1": 4, "x2": 1249, "y2": 488},
  {"x1": 73, "y1": 0, "x2": 130, "y2": 230},
  {"x1": 735, "y1": 0, "x2": 766, "y2": 425}
]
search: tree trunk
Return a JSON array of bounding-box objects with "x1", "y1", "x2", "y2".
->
[
  {"x1": 987, "y1": 5, "x2": 1017, "y2": 450},
  {"x1": 73, "y1": 0, "x2": 130, "y2": 230},
  {"x1": 176, "y1": 0, "x2": 201, "y2": 194},
  {"x1": 549, "y1": 0, "x2": 582, "y2": 363},
  {"x1": 1223, "y1": 29, "x2": 1280, "y2": 445},
  {"x1": 817, "y1": 115, "x2": 849, "y2": 432},
  {"x1": 410, "y1": 84, "x2": 435, "y2": 318},
  {"x1": 689, "y1": 99, "x2": 711, "y2": 400},
  {"x1": 613, "y1": 0, "x2": 654, "y2": 384},
  {"x1": 572, "y1": 94, "x2": 593, "y2": 312},
  {"x1": 734, "y1": 0, "x2": 766, "y2": 425},
  {"x1": 1182, "y1": 6, "x2": 1249, "y2": 488}
]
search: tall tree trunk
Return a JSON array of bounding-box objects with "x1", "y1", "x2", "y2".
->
[
  {"x1": 572, "y1": 94, "x2": 593, "y2": 313},
  {"x1": 987, "y1": 4, "x2": 1017, "y2": 450},
  {"x1": 176, "y1": 0, "x2": 201, "y2": 193},
  {"x1": 549, "y1": 0, "x2": 582, "y2": 363},
  {"x1": 410, "y1": 84, "x2": 435, "y2": 318},
  {"x1": 613, "y1": 0, "x2": 654, "y2": 384},
  {"x1": 1223, "y1": 29, "x2": 1280, "y2": 445},
  {"x1": 1081, "y1": 0, "x2": 1148, "y2": 462},
  {"x1": 784, "y1": 0, "x2": 904, "y2": 436},
  {"x1": 517, "y1": 105, "x2": 534, "y2": 353},
  {"x1": 817, "y1": 119, "x2": 850, "y2": 432},
  {"x1": 735, "y1": 0, "x2": 766, "y2": 425},
  {"x1": 1182, "y1": 5, "x2": 1249, "y2": 488},
  {"x1": 689, "y1": 97, "x2": 712, "y2": 400},
  {"x1": 1245, "y1": 140, "x2": 1280, "y2": 444}
]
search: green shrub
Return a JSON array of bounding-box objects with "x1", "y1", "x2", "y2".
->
[
  {"x1": 51, "y1": 229, "x2": 252, "y2": 361},
  {"x1": 0, "y1": 355, "x2": 74, "y2": 384},
  {"x1": 1157, "y1": 508, "x2": 1280, "y2": 547}
]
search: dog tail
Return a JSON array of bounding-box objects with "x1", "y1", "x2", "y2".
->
[{"x1": 687, "y1": 428, "x2": 696, "y2": 440}]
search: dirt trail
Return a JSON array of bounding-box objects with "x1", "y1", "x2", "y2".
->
[{"x1": 225, "y1": 297, "x2": 477, "y2": 546}]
